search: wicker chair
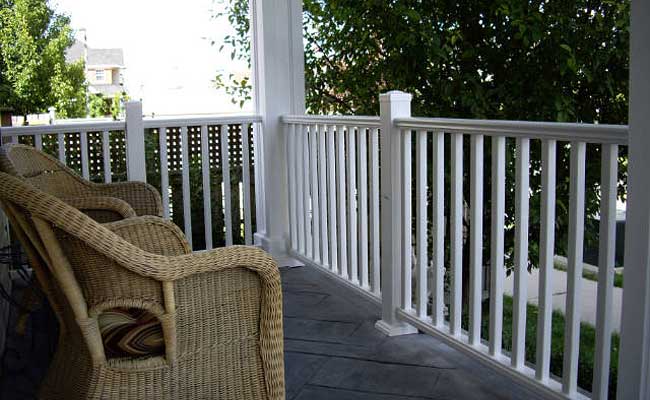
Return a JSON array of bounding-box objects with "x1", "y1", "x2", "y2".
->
[
  {"x1": 0, "y1": 143, "x2": 162, "y2": 222},
  {"x1": 0, "y1": 171, "x2": 285, "y2": 399}
]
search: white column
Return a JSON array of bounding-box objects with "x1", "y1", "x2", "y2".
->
[
  {"x1": 375, "y1": 91, "x2": 417, "y2": 336},
  {"x1": 250, "y1": 0, "x2": 305, "y2": 257},
  {"x1": 618, "y1": 0, "x2": 650, "y2": 398},
  {"x1": 124, "y1": 101, "x2": 146, "y2": 182}
]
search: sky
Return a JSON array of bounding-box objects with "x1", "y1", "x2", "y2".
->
[{"x1": 53, "y1": 0, "x2": 252, "y2": 116}]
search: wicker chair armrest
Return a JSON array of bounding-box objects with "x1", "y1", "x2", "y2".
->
[
  {"x1": 60, "y1": 196, "x2": 137, "y2": 220},
  {"x1": 103, "y1": 216, "x2": 191, "y2": 256},
  {"x1": 165, "y1": 246, "x2": 284, "y2": 399},
  {"x1": 138, "y1": 246, "x2": 279, "y2": 283},
  {"x1": 90, "y1": 181, "x2": 163, "y2": 217}
]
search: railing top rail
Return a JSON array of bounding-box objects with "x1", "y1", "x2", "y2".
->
[
  {"x1": 0, "y1": 121, "x2": 126, "y2": 137},
  {"x1": 394, "y1": 117, "x2": 629, "y2": 145},
  {"x1": 142, "y1": 114, "x2": 262, "y2": 128},
  {"x1": 283, "y1": 114, "x2": 381, "y2": 128}
]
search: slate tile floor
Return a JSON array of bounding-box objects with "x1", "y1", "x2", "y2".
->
[
  {"x1": 1, "y1": 266, "x2": 543, "y2": 399},
  {"x1": 281, "y1": 266, "x2": 542, "y2": 400}
]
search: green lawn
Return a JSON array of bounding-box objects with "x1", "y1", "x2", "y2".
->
[
  {"x1": 464, "y1": 296, "x2": 620, "y2": 398},
  {"x1": 580, "y1": 269, "x2": 624, "y2": 289},
  {"x1": 553, "y1": 261, "x2": 624, "y2": 288}
]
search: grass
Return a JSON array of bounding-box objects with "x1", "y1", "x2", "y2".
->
[
  {"x1": 473, "y1": 296, "x2": 620, "y2": 398},
  {"x1": 553, "y1": 261, "x2": 624, "y2": 288}
]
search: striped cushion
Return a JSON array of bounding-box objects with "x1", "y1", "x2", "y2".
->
[{"x1": 98, "y1": 308, "x2": 164, "y2": 358}]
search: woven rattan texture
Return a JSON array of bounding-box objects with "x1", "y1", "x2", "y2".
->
[
  {"x1": 0, "y1": 145, "x2": 284, "y2": 399},
  {"x1": 0, "y1": 144, "x2": 163, "y2": 217}
]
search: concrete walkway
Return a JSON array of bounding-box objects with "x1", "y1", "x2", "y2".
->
[{"x1": 504, "y1": 266, "x2": 623, "y2": 332}]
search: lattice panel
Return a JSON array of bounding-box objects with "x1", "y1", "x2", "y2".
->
[
  {"x1": 64, "y1": 133, "x2": 82, "y2": 175},
  {"x1": 17, "y1": 136, "x2": 34, "y2": 146},
  {"x1": 87, "y1": 132, "x2": 105, "y2": 182},
  {"x1": 108, "y1": 131, "x2": 127, "y2": 182},
  {"x1": 207, "y1": 125, "x2": 222, "y2": 169}
]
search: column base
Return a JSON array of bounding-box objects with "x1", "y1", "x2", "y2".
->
[
  {"x1": 254, "y1": 233, "x2": 288, "y2": 258},
  {"x1": 375, "y1": 319, "x2": 418, "y2": 337}
]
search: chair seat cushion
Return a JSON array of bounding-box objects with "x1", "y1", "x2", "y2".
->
[{"x1": 98, "y1": 307, "x2": 164, "y2": 358}]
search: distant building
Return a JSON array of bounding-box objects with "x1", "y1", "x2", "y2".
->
[{"x1": 66, "y1": 29, "x2": 126, "y2": 98}]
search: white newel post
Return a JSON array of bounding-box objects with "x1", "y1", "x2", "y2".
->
[
  {"x1": 125, "y1": 101, "x2": 147, "y2": 182},
  {"x1": 250, "y1": 0, "x2": 305, "y2": 257},
  {"x1": 618, "y1": 0, "x2": 650, "y2": 398},
  {"x1": 375, "y1": 91, "x2": 417, "y2": 336}
]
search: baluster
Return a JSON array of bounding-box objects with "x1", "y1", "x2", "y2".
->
[
  {"x1": 102, "y1": 130, "x2": 112, "y2": 184},
  {"x1": 431, "y1": 131, "x2": 445, "y2": 326},
  {"x1": 310, "y1": 124, "x2": 321, "y2": 262},
  {"x1": 536, "y1": 139, "x2": 557, "y2": 381},
  {"x1": 512, "y1": 138, "x2": 530, "y2": 368},
  {"x1": 358, "y1": 127, "x2": 369, "y2": 289},
  {"x1": 563, "y1": 141, "x2": 586, "y2": 396},
  {"x1": 303, "y1": 124, "x2": 313, "y2": 258},
  {"x1": 200, "y1": 125, "x2": 213, "y2": 250},
  {"x1": 489, "y1": 135, "x2": 506, "y2": 355},
  {"x1": 57, "y1": 133, "x2": 66, "y2": 163},
  {"x1": 416, "y1": 130, "x2": 428, "y2": 318},
  {"x1": 80, "y1": 131, "x2": 89, "y2": 180},
  {"x1": 319, "y1": 124, "x2": 329, "y2": 266},
  {"x1": 402, "y1": 129, "x2": 412, "y2": 309},
  {"x1": 469, "y1": 134, "x2": 484, "y2": 345},
  {"x1": 327, "y1": 125, "x2": 338, "y2": 272},
  {"x1": 369, "y1": 128, "x2": 381, "y2": 294},
  {"x1": 450, "y1": 133, "x2": 463, "y2": 335},
  {"x1": 347, "y1": 126, "x2": 358, "y2": 283},
  {"x1": 241, "y1": 123, "x2": 253, "y2": 245},
  {"x1": 592, "y1": 144, "x2": 618, "y2": 399},
  {"x1": 336, "y1": 126, "x2": 348, "y2": 279},
  {"x1": 221, "y1": 124, "x2": 233, "y2": 246},
  {"x1": 180, "y1": 126, "x2": 192, "y2": 249},
  {"x1": 296, "y1": 125, "x2": 306, "y2": 255}
]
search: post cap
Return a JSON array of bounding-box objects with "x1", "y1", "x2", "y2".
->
[{"x1": 379, "y1": 91, "x2": 413, "y2": 103}]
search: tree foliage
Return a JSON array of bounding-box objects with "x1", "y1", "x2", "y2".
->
[
  {"x1": 211, "y1": 0, "x2": 252, "y2": 107},
  {"x1": 89, "y1": 92, "x2": 130, "y2": 119},
  {"x1": 89, "y1": 93, "x2": 111, "y2": 118},
  {"x1": 214, "y1": 0, "x2": 629, "y2": 269},
  {"x1": 0, "y1": 0, "x2": 87, "y2": 119}
]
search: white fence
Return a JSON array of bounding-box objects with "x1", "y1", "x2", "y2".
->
[
  {"x1": 283, "y1": 92, "x2": 628, "y2": 400},
  {"x1": 0, "y1": 102, "x2": 265, "y2": 252}
]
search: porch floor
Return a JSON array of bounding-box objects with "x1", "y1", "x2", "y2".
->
[
  {"x1": 281, "y1": 266, "x2": 543, "y2": 400},
  {"x1": 1, "y1": 265, "x2": 544, "y2": 400}
]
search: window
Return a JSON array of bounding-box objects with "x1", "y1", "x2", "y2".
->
[{"x1": 95, "y1": 69, "x2": 105, "y2": 81}]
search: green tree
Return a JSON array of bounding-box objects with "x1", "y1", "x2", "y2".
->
[
  {"x1": 110, "y1": 91, "x2": 129, "y2": 120},
  {"x1": 214, "y1": 0, "x2": 629, "y2": 270},
  {"x1": 0, "y1": 0, "x2": 87, "y2": 120},
  {"x1": 89, "y1": 93, "x2": 111, "y2": 118}
]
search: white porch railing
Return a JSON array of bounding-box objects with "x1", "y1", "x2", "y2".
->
[
  {"x1": 0, "y1": 94, "x2": 632, "y2": 399},
  {"x1": 392, "y1": 117, "x2": 626, "y2": 400},
  {"x1": 282, "y1": 115, "x2": 382, "y2": 302},
  {"x1": 0, "y1": 102, "x2": 265, "y2": 252},
  {"x1": 283, "y1": 92, "x2": 629, "y2": 400}
]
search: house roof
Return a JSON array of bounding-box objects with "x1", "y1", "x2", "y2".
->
[
  {"x1": 65, "y1": 41, "x2": 85, "y2": 64},
  {"x1": 87, "y1": 48, "x2": 124, "y2": 67},
  {"x1": 65, "y1": 41, "x2": 125, "y2": 68}
]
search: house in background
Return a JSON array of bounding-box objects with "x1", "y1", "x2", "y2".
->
[{"x1": 66, "y1": 29, "x2": 126, "y2": 99}]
